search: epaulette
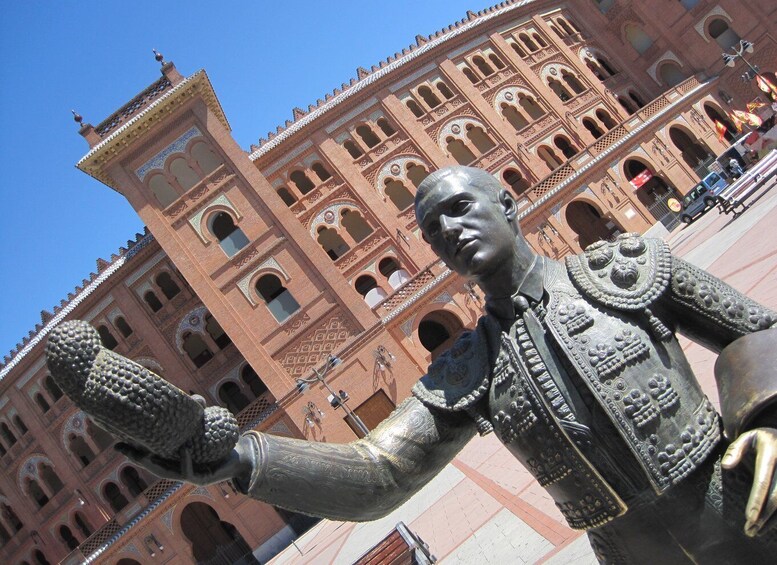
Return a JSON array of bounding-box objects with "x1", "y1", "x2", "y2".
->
[{"x1": 565, "y1": 234, "x2": 673, "y2": 340}]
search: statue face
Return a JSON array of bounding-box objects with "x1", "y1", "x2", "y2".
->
[{"x1": 417, "y1": 173, "x2": 516, "y2": 281}]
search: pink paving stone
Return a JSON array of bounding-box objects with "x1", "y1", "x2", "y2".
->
[
  {"x1": 470, "y1": 441, "x2": 536, "y2": 496},
  {"x1": 518, "y1": 479, "x2": 569, "y2": 527},
  {"x1": 456, "y1": 430, "x2": 506, "y2": 470},
  {"x1": 408, "y1": 476, "x2": 503, "y2": 560}
]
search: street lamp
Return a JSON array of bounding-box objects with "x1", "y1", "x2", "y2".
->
[
  {"x1": 722, "y1": 39, "x2": 762, "y2": 83},
  {"x1": 296, "y1": 354, "x2": 370, "y2": 436}
]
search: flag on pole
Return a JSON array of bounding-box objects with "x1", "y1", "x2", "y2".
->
[
  {"x1": 726, "y1": 112, "x2": 744, "y2": 133},
  {"x1": 714, "y1": 120, "x2": 728, "y2": 142},
  {"x1": 756, "y1": 75, "x2": 777, "y2": 100},
  {"x1": 747, "y1": 100, "x2": 768, "y2": 113},
  {"x1": 732, "y1": 109, "x2": 763, "y2": 127}
]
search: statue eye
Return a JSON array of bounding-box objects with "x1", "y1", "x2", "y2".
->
[
  {"x1": 450, "y1": 200, "x2": 470, "y2": 215},
  {"x1": 425, "y1": 221, "x2": 440, "y2": 237}
]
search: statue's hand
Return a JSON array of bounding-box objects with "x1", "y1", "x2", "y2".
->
[
  {"x1": 722, "y1": 427, "x2": 777, "y2": 536},
  {"x1": 116, "y1": 435, "x2": 254, "y2": 488}
]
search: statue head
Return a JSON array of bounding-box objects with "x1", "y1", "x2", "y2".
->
[{"x1": 415, "y1": 166, "x2": 533, "y2": 294}]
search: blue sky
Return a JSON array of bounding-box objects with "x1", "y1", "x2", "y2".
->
[{"x1": 0, "y1": 0, "x2": 495, "y2": 359}]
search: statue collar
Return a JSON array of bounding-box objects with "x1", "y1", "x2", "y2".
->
[{"x1": 485, "y1": 255, "x2": 545, "y2": 321}]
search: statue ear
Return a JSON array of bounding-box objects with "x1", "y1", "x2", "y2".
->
[{"x1": 499, "y1": 189, "x2": 517, "y2": 221}]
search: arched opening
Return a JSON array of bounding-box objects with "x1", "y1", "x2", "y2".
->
[
  {"x1": 703, "y1": 103, "x2": 736, "y2": 142},
  {"x1": 519, "y1": 94, "x2": 544, "y2": 119},
  {"x1": 446, "y1": 138, "x2": 476, "y2": 165},
  {"x1": 341, "y1": 209, "x2": 373, "y2": 243},
  {"x1": 599, "y1": 57, "x2": 617, "y2": 77},
  {"x1": 180, "y1": 502, "x2": 255, "y2": 564},
  {"x1": 376, "y1": 118, "x2": 396, "y2": 137},
  {"x1": 466, "y1": 125, "x2": 496, "y2": 154},
  {"x1": 356, "y1": 125, "x2": 381, "y2": 148},
  {"x1": 311, "y1": 162, "x2": 331, "y2": 182},
  {"x1": 2, "y1": 502, "x2": 23, "y2": 531},
  {"x1": 344, "y1": 139, "x2": 364, "y2": 158},
  {"x1": 617, "y1": 96, "x2": 638, "y2": 115},
  {"x1": 27, "y1": 479, "x2": 49, "y2": 508},
  {"x1": 407, "y1": 164, "x2": 429, "y2": 188},
  {"x1": 33, "y1": 550, "x2": 50, "y2": 565},
  {"x1": 565, "y1": 200, "x2": 622, "y2": 250},
  {"x1": 462, "y1": 67, "x2": 479, "y2": 84},
  {"x1": 502, "y1": 103, "x2": 529, "y2": 130},
  {"x1": 509, "y1": 41, "x2": 527, "y2": 57},
  {"x1": 669, "y1": 126, "x2": 713, "y2": 172},
  {"x1": 548, "y1": 78, "x2": 572, "y2": 102},
  {"x1": 532, "y1": 33, "x2": 547, "y2": 48},
  {"x1": 379, "y1": 257, "x2": 401, "y2": 278},
  {"x1": 144, "y1": 290, "x2": 163, "y2": 312},
  {"x1": 418, "y1": 311, "x2": 464, "y2": 361},
  {"x1": 628, "y1": 90, "x2": 645, "y2": 108},
  {"x1": 149, "y1": 175, "x2": 178, "y2": 208},
  {"x1": 317, "y1": 226, "x2": 350, "y2": 260},
  {"x1": 255, "y1": 274, "x2": 300, "y2": 323},
  {"x1": 538, "y1": 145, "x2": 563, "y2": 171},
  {"x1": 625, "y1": 159, "x2": 680, "y2": 228},
  {"x1": 241, "y1": 365, "x2": 268, "y2": 398},
  {"x1": 68, "y1": 434, "x2": 96, "y2": 467},
  {"x1": 182, "y1": 333, "x2": 213, "y2": 368},
  {"x1": 406, "y1": 99, "x2": 425, "y2": 118},
  {"x1": 219, "y1": 382, "x2": 250, "y2": 414},
  {"x1": 120, "y1": 466, "x2": 148, "y2": 497},
  {"x1": 503, "y1": 168, "x2": 530, "y2": 196},
  {"x1": 472, "y1": 56, "x2": 494, "y2": 77},
  {"x1": 40, "y1": 464, "x2": 63, "y2": 496},
  {"x1": 290, "y1": 170, "x2": 315, "y2": 194},
  {"x1": 116, "y1": 560, "x2": 142, "y2": 565},
  {"x1": 550, "y1": 24, "x2": 564, "y2": 39},
  {"x1": 156, "y1": 272, "x2": 181, "y2": 300},
  {"x1": 437, "y1": 81, "x2": 455, "y2": 100},
  {"x1": 35, "y1": 394, "x2": 51, "y2": 414},
  {"x1": 355, "y1": 275, "x2": 378, "y2": 297},
  {"x1": 209, "y1": 212, "x2": 249, "y2": 257},
  {"x1": 114, "y1": 317, "x2": 133, "y2": 338},
  {"x1": 596, "y1": 109, "x2": 618, "y2": 129},
  {"x1": 658, "y1": 62, "x2": 688, "y2": 87},
  {"x1": 191, "y1": 142, "x2": 222, "y2": 176},
  {"x1": 103, "y1": 481, "x2": 129, "y2": 513},
  {"x1": 87, "y1": 419, "x2": 114, "y2": 450},
  {"x1": 14, "y1": 415, "x2": 27, "y2": 435},
  {"x1": 554, "y1": 135, "x2": 577, "y2": 159},
  {"x1": 277, "y1": 186, "x2": 297, "y2": 207},
  {"x1": 586, "y1": 58, "x2": 606, "y2": 81},
  {"x1": 205, "y1": 314, "x2": 231, "y2": 349},
  {"x1": 73, "y1": 512, "x2": 92, "y2": 538},
  {"x1": 417, "y1": 86, "x2": 441, "y2": 109},
  {"x1": 0, "y1": 423, "x2": 15, "y2": 446},
  {"x1": 519, "y1": 33, "x2": 538, "y2": 52},
  {"x1": 385, "y1": 179, "x2": 414, "y2": 211},
  {"x1": 625, "y1": 24, "x2": 653, "y2": 54},
  {"x1": 562, "y1": 71, "x2": 586, "y2": 94},
  {"x1": 169, "y1": 157, "x2": 200, "y2": 191},
  {"x1": 709, "y1": 18, "x2": 740, "y2": 50},
  {"x1": 558, "y1": 19, "x2": 574, "y2": 35},
  {"x1": 489, "y1": 54, "x2": 506, "y2": 70},
  {"x1": 97, "y1": 325, "x2": 118, "y2": 350},
  {"x1": 59, "y1": 525, "x2": 79, "y2": 551},
  {"x1": 583, "y1": 117, "x2": 604, "y2": 138}
]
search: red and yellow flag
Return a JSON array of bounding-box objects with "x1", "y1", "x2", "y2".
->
[
  {"x1": 756, "y1": 75, "x2": 777, "y2": 100},
  {"x1": 714, "y1": 120, "x2": 728, "y2": 142},
  {"x1": 747, "y1": 100, "x2": 768, "y2": 113},
  {"x1": 732, "y1": 109, "x2": 763, "y2": 127}
]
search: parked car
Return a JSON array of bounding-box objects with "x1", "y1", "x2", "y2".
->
[{"x1": 680, "y1": 172, "x2": 728, "y2": 224}]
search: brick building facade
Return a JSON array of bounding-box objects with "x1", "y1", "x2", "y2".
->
[{"x1": 1, "y1": 1, "x2": 775, "y2": 563}]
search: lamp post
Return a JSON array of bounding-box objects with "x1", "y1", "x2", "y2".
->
[
  {"x1": 722, "y1": 39, "x2": 762, "y2": 84},
  {"x1": 296, "y1": 355, "x2": 370, "y2": 436}
]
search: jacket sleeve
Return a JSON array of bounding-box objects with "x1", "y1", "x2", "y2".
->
[
  {"x1": 664, "y1": 256, "x2": 777, "y2": 437},
  {"x1": 235, "y1": 396, "x2": 476, "y2": 521}
]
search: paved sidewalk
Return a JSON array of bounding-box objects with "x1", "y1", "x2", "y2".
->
[{"x1": 268, "y1": 173, "x2": 777, "y2": 565}]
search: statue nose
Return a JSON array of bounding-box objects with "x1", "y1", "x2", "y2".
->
[{"x1": 440, "y1": 215, "x2": 461, "y2": 242}]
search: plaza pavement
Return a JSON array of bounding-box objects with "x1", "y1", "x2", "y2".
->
[{"x1": 267, "y1": 172, "x2": 777, "y2": 565}]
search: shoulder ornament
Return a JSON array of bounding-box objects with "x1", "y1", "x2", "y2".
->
[
  {"x1": 412, "y1": 318, "x2": 492, "y2": 413},
  {"x1": 566, "y1": 234, "x2": 673, "y2": 340}
]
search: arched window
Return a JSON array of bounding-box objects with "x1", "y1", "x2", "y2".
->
[
  {"x1": 97, "y1": 325, "x2": 118, "y2": 350},
  {"x1": 583, "y1": 117, "x2": 604, "y2": 139},
  {"x1": 68, "y1": 434, "x2": 96, "y2": 467},
  {"x1": 436, "y1": 82, "x2": 455, "y2": 99},
  {"x1": 182, "y1": 333, "x2": 213, "y2": 368},
  {"x1": 548, "y1": 78, "x2": 572, "y2": 102},
  {"x1": 538, "y1": 145, "x2": 563, "y2": 170},
  {"x1": 628, "y1": 91, "x2": 645, "y2": 108},
  {"x1": 149, "y1": 175, "x2": 177, "y2": 208},
  {"x1": 0, "y1": 523, "x2": 10, "y2": 545},
  {"x1": 379, "y1": 257, "x2": 401, "y2": 278},
  {"x1": 598, "y1": 57, "x2": 617, "y2": 76},
  {"x1": 356, "y1": 125, "x2": 381, "y2": 148},
  {"x1": 41, "y1": 464, "x2": 63, "y2": 496},
  {"x1": 277, "y1": 186, "x2": 297, "y2": 206},
  {"x1": 27, "y1": 478, "x2": 49, "y2": 508},
  {"x1": 509, "y1": 41, "x2": 527, "y2": 57},
  {"x1": 87, "y1": 419, "x2": 114, "y2": 450},
  {"x1": 59, "y1": 525, "x2": 79, "y2": 551},
  {"x1": 14, "y1": 415, "x2": 28, "y2": 435},
  {"x1": 241, "y1": 365, "x2": 267, "y2": 398},
  {"x1": 73, "y1": 512, "x2": 92, "y2": 538},
  {"x1": 0, "y1": 423, "x2": 16, "y2": 446},
  {"x1": 103, "y1": 482, "x2": 128, "y2": 513},
  {"x1": 466, "y1": 125, "x2": 496, "y2": 154},
  {"x1": 586, "y1": 59, "x2": 606, "y2": 81},
  {"x1": 156, "y1": 272, "x2": 181, "y2": 300},
  {"x1": 489, "y1": 54, "x2": 506, "y2": 70},
  {"x1": 406, "y1": 99, "x2": 425, "y2": 118},
  {"x1": 44, "y1": 378, "x2": 65, "y2": 404},
  {"x1": 532, "y1": 33, "x2": 547, "y2": 48},
  {"x1": 519, "y1": 33, "x2": 538, "y2": 52},
  {"x1": 417, "y1": 86, "x2": 441, "y2": 109},
  {"x1": 317, "y1": 227, "x2": 350, "y2": 260},
  {"x1": 120, "y1": 466, "x2": 148, "y2": 497},
  {"x1": 191, "y1": 142, "x2": 222, "y2": 176},
  {"x1": 310, "y1": 162, "x2": 332, "y2": 182},
  {"x1": 205, "y1": 314, "x2": 231, "y2": 349},
  {"x1": 290, "y1": 170, "x2": 315, "y2": 194},
  {"x1": 562, "y1": 72, "x2": 585, "y2": 94},
  {"x1": 554, "y1": 135, "x2": 577, "y2": 159},
  {"x1": 0, "y1": 443, "x2": 6, "y2": 456},
  {"x1": 658, "y1": 62, "x2": 688, "y2": 87},
  {"x1": 519, "y1": 95, "x2": 544, "y2": 119},
  {"x1": 502, "y1": 104, "x2": 529, "y2": 131},
  {"x1": 385, "y1": 179, "x2": 415, "y2": 211},
  {"x1": 33, "y1": 550, "x2": 50, "y2": 565},
  {"x1": 341, "y1": 209, "x2": 373, "y2": 243},
  {"x1": 446, "y1": 138, "x2": 476, "y2": 165},
  {"x1": 625, "y1": 24, "x2": 653, "y2": 54},
  {"x1": 418, "y1": 311, "x2": 464, "y2": 361},
  {"x1": 219, "y1": 382, "x2": 250, "y2": 414},
  {"x1": 144, "y1": 290, "x2": 163, "y2": 312},
  {"x1": 170, "y1": 157, "x2": 200, "y2": 191},
  {"x1": 617, "y1": 96, "x2": 637, "y2": 115},
  {"x1": 209, "y1": 212, "x2": 249, "y2": 257},
  {"x1": 472, "y1": 56, "x2": 494, "y2": 77},
  {"x1": 354, "y1": 275, "x2": 378, "y2": 297},
  {"x1": 255, "y1": 274, "x2": 300, "y2": 323},
  {"x1": 462, "y1": 66, "x2": 479, "y2": 84},
  {"x1": 550, "y1": 24, "x2": 564, "y2": 39},
  {"x1": 1, "y1": 502, "x2": 23, "y2": 531},
  {"x1": 35, "y1": 394, "x2": 50, "y2": 414},
  {"x1": 376, "y1": 118, "x2": 396, "y2": 137},
  {"x1": 407, "y1": 164, "x2": 429, "y2": 188},
  {"x1": 596, "y1": 109, "x2": 617, "y2": 129},
  {"x1": 709, "y1": 18, "x2": 740, "y2": 50},
  {"x1": 558, "y1": 19, "x2": 574, "y2": 36},
  {"x1": 114, "y1": 317, "x2": 133, "y2": 338},
  {"x1": 503, "y1": 169, "x2": 530, "y2": 196},
  {"x1": 344, "y1": 139, "x2": 364, "y2": 158}
]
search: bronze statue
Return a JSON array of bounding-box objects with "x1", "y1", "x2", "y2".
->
[{"x1": 48, "y1": 166, "x2": 777, "y2": 563}]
